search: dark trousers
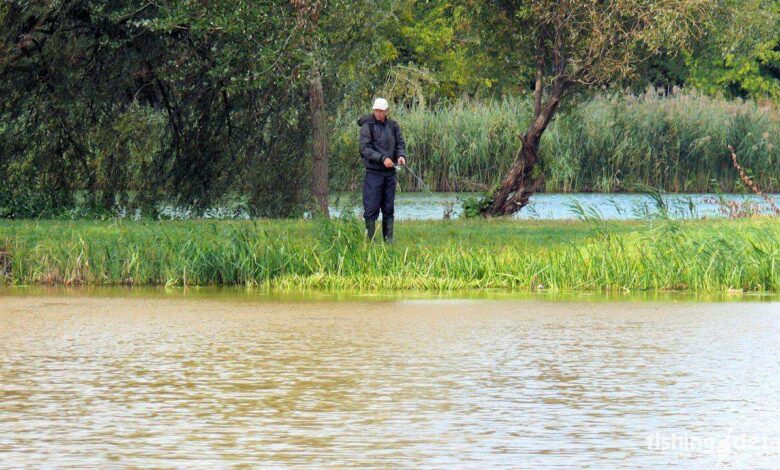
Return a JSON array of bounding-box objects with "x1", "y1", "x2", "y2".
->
[{"x1": 363, "y1": 171, "x2": 396, "y2": 221}]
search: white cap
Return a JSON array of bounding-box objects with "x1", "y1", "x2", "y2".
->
[{"x1": 372, "y1": 97, "x2": 389, "y2": 111}]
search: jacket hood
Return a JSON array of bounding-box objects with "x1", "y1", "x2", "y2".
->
[
  {"x1": 357, "y1": 114, "x2": 373, "y2": 126},
  {"x1": 357, "y1": 114, "x2": 393, "y2": 126}
]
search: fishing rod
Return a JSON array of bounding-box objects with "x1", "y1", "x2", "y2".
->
[
  {"x1": 396, "y1": 162, "x2": 432, "y2": 193},
  {"x1": 396, "y1": 162, "x2": 462, "y2": 219},
  {"x1": 396, "y1": 161, "x2": 489, "y2": 195}
]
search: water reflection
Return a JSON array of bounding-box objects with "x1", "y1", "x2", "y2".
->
[{"x1": 1, "y1": 295, "x2": 779, "y2": 467}]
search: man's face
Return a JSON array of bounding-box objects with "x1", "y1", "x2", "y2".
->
[{"x1": 373, "y1": 109, "x2": 387, "y2": 121}]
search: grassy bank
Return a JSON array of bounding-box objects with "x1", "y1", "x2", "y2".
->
[
  {"x1": 332, "y1": 90, "x2": 780, "y2": 193},
  {"x1": 1, "y1": 217, "x2": 779, "y2": 292}
]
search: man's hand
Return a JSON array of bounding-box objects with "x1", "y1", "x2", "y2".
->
[
  {"x1": 383, "y1": 157, "x2": 394, "y2": 169},
  {"x1": 398, "y1": 157, "x2": 406, "y2": 166}
]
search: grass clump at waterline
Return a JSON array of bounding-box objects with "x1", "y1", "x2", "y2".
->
[{"x1": 0, "y1": 217, "x2": 779, "y2": 292}]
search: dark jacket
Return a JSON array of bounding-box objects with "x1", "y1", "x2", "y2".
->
[{"x1": 358, "y1": 114, "x2": 406, "y2": 173}]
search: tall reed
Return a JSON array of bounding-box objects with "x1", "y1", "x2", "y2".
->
[{"x1": 331, "y1": 89, "x2": 780, "y2": 193}]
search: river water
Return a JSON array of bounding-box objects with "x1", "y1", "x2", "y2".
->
[
  {"x1": 329, "y1": 192, "x2": 780, "y2": 220},
  {"x1": 1, "y1": 290, "x2": 780, "y2": 468},
  {"x1": 142, "y1": 192, "x2": 779, "y2": 221}
]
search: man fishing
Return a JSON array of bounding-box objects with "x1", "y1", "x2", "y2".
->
[{"x1": 358, "y1": 97, "x2": 407, "y2": 243}]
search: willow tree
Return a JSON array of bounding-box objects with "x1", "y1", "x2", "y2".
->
[
  {"x1": 0, "y1": 0, "x2": 310, "y2": 217},
  {"x1": 478, "y1": 0, "x2": 720, "y2": 216}
]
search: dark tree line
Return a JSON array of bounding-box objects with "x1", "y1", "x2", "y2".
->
[{"x1": 1, "y1": 1, "x2": 310, "y2": 217}]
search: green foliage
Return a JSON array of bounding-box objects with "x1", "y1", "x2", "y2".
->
[
  {"x1": 0, "y1": 0, "x2": 309, "y2": 217},
  {"x1": 461, "y1": 194, "x2": 494, "y2": 218},
  {"x1": 686, "y1": 0, "x2": 780, "y2": 99},
  {"x1": 0, "y1": 187, "x2": 65, "y2": 219},
  {"x1": 387, "y1": 0, "x2": 495, "y2": 100}
]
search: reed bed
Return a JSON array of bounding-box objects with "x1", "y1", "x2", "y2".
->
[
  {"x1": 1, "y1": 217, "x2": 778, "y2": 292},
  {"x1": 331, "y1": 90, "x2": 780, "y2": 193}
]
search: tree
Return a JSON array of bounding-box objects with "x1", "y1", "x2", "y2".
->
[
  {"x1": 291, "y1": 0, "x2": 330, "y2": 217},
  {"x1": 476, "y1": 0, "x2": 720, "y2": 216},
  {"x1": 385, "y1": 0, "x2": 498, "y2": 101},
  {"x1": 0, "y1": 0, "x2": 311, "y2": 217},
  {"x1": 685, "y1": 0, "x2": 780, "y2": 99}
]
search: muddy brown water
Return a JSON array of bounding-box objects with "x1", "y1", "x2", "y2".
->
[{"x1": 1, "y1": 290, "x2": 779, "y2": 468}]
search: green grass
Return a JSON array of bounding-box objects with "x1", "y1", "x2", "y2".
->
[
  {"x1": 1, "y1": 217, "x2": 779, "y2": 292},
  {"x1": 331, "y1": 90, "x2": 780, "y2": 193}
]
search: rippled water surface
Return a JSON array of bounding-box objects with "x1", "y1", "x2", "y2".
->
[{"x1": 2, "y1": 292, "x2": 780, "y2": 468}]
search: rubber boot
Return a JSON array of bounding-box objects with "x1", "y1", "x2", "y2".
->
[
  {"x1": 382, "y1": 217, "x2": 394, "y2": 244},
  {"x1": 365, "y1": 219, "x2": 376, "y2": 241}
]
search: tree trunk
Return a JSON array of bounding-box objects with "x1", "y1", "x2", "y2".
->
[
  {"x1": 482, "y1": 81, "x2": 564, "y2": 216},
  {"x1": 309, "y1": 66, "x2": 329, "y2": 218}
]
